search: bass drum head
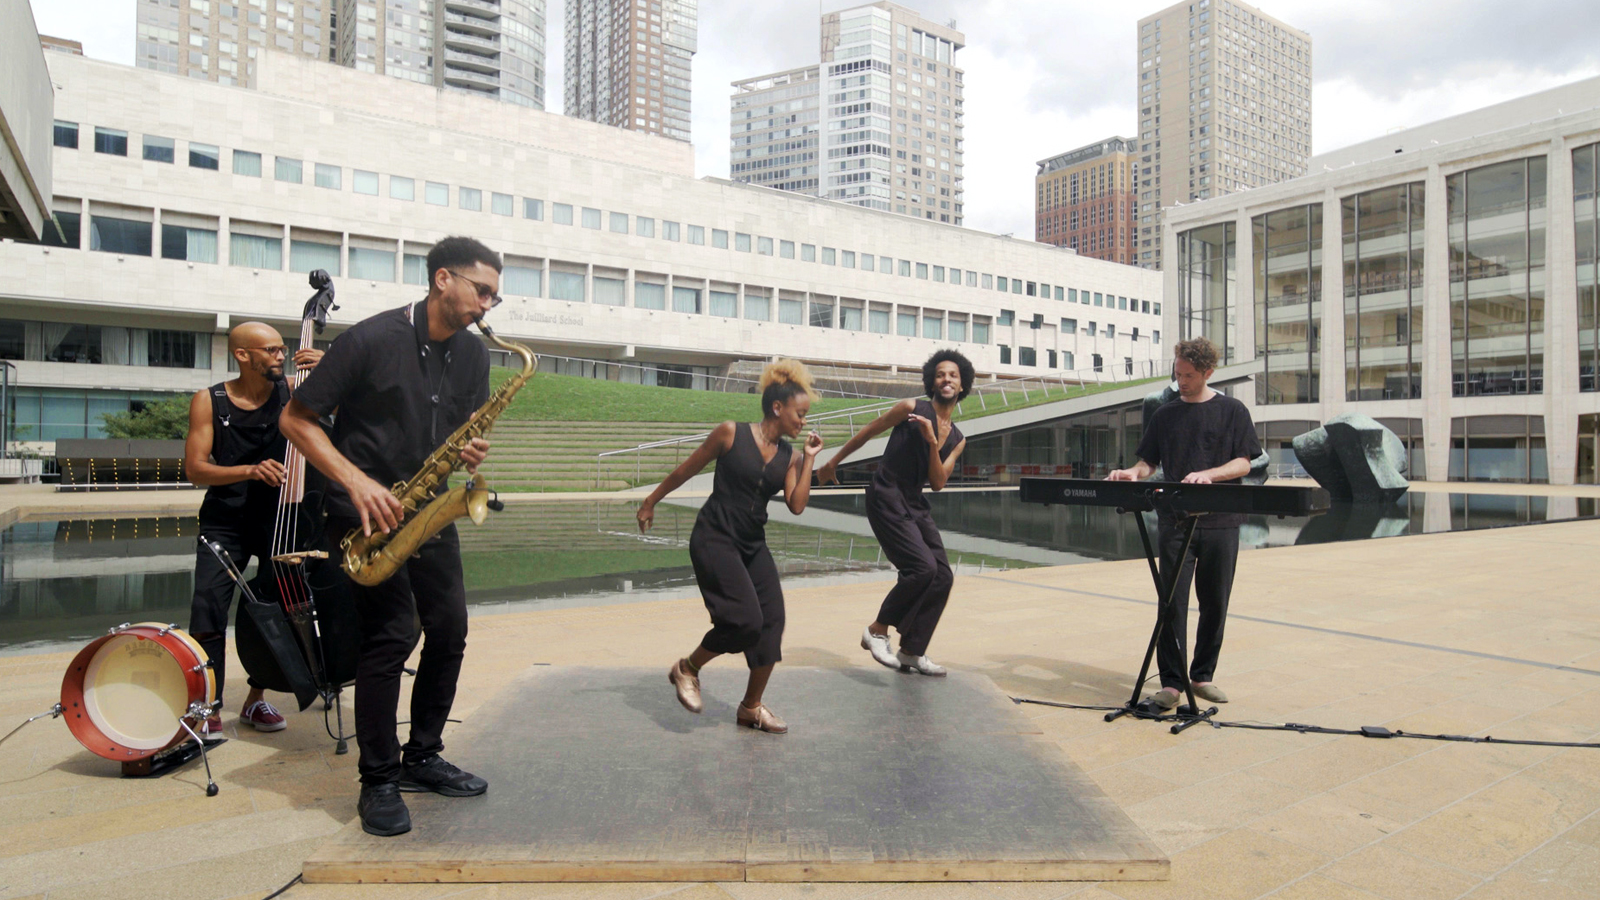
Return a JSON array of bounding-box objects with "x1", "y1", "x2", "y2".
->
[{"x1": 61, "y1": 623, "x2": 213, "y2": 760}]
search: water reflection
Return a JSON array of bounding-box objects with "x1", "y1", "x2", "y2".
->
[{"x1": 3, "y1": 491, "x2": 1592, "y2": 652}]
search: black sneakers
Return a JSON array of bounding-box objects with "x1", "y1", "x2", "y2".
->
[
  {"x1": 399, "y1": 755, "x2": 489, "y2": 797},
  {"x1": 358, "y1": 782, "x2": 412, "y2": 837}
]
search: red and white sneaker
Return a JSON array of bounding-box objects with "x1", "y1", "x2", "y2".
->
[{"x1": 240, "y1": 700, "x2": 287, "y2": 732}]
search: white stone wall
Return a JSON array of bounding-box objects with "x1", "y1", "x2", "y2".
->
[
  {"x1": 7, "y1": 52, "x2": 1165, "y2": 393},
  {"x1": 1, "y1": 0, "x2": 53, "y2": 241}
]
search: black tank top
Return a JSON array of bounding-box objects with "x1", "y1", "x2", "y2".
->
[
  {"x1": 197, "y1": 380, "x2": 290, "y2": 523},
  {"x1": 871, "y1": 398, "x2": 963, "y2": 506},
  {"x1": 694, "y1": 423, "x2": 793, "y2": 549}
]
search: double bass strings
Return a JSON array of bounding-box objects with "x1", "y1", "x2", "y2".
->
[{"x1": 268, "y1": 314, "x2": 319, "y2": 616}]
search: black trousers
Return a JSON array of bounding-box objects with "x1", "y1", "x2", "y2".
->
[
  {"x1": 189, "y1": 521, "x2": 267, "y2": 705},
  {"x1": 688, "y1": 523, "x2": 785, "y2": 668},
  {"x1": 864, "y1": 484, "x2": 953, "y2": 657},
  {"x1": 331, "y1": 518, "x2": 469, "y2": 786},
  {"x1": 1155, "y1": 522, "x2": 1240, "y2": 691}
]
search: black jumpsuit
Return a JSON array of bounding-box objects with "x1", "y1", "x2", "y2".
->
[
  {"x1": 863, "y1": 399, "x2": 963, "y2": 657},
  {"x1": 688, "y1": 423, "x2": 793, "y2": 668}
]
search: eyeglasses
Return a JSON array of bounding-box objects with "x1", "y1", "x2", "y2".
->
[
  {"x1": 247, "y1": 345, "x2": 288, "y2": 357},
  {"x1": 450, "y1": 270, "x2": 503, "y2": 308}
]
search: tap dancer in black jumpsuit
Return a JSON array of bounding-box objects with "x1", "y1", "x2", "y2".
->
[
  {"x1": 818, "y1": 350, "x2": 972, "y2": 676},
  {"x1": 636, "y1": 361, "x2": 824, "y2": 734}
]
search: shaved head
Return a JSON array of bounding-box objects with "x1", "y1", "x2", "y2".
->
[{"x1": 228, "y1": 321, "x2": 282, "y2": 353}]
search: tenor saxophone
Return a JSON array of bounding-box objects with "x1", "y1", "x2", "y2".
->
[{"x1": 340, "y1": 320, "x2": 536, "y2": 586}]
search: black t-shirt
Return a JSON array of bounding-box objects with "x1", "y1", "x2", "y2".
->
[
  {"x1": 292, "y1": 298, "x2": 490, "y2": 520},
  {"x1": 1134, "y1": 392, "x2": 1262, "y2": 529}
]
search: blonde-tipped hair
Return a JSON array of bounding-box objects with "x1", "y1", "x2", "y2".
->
[
  {"x1": 758, "y1": 359, "x2": 816, "y2": 416},
  {"x1": 759, "y1": 359, "x2": 815, "y2": 396}
]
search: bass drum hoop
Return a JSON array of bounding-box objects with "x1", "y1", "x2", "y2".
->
[{"x1": 60, "y1": 623, "x2": 215, "y2": 761}]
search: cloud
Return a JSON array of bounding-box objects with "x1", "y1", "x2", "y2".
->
[{"x1": 29, "y1": 0, "x2": 134, "y2": 65}]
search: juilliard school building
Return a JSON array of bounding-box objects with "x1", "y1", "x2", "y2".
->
[
  {"x1": 2, "y1": 51, "x2": 1164, "y2": 447},
  {"x1": 1163, "y1": 76, "x2": 1600, "y2": 485}
]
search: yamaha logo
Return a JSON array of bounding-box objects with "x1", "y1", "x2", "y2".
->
[{"x1": 1061, "y1": 488, "x2": 1099, "y2": 498}]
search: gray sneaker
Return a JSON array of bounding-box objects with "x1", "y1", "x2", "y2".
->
[
  {"x1": 1143, "y1": 689, "x2": 1181, "y2": 710},
  {"x1": 895, "y1": 651, "x2": 947, "y2": 677},
  {"x1": 861, "y1": 627, "x2": 898, "y2": 669},
  {"x1": 1191, "y1": 683, "x2": 1229, "y2": 703}
]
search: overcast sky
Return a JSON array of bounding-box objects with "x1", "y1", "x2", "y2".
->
[{"x1": 31, "y1": 1, "x2": 1600, "y2": 236}]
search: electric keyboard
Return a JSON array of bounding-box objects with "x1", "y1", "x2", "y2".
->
[{"x1": 1018, "y1": 476, "x2": 1330, "y2": 518}]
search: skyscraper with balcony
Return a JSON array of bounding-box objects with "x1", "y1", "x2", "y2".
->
[
  {"x1": 564, "y1": 0, "x2": 696, "y2": 142},
  {"x1": 134, "y1": 0, "x2": 545, "y2": 109},
  {"x1": 1136, "y1": 0, "x2": 1310, "y2": 269},
  {"x1": 730, "y1": 1, "x2": 964, "y2": 226}
]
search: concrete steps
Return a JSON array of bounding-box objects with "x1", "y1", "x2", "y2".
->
[{"x1": 473, "y1": 419, "x2": 862, "y2": 492}]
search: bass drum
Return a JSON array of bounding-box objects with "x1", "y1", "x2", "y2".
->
[{"x1": 60, "y1": 623, "x2": 214, "y2": 761}]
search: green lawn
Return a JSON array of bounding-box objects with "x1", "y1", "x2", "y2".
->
[
  {"x1": 492, "y1": 368, "x2": 1169, "y2": 427},
  {"x1": 493, "y1": 368, "x2": 887, "y2": 423}
]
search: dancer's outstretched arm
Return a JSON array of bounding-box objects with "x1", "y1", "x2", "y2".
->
[
  {"x1": 815, "y1": 398, "x2": 916, "y2": 484},
  {"x1": 636, "y1": 422, "x2": 735, "y2": 532}
]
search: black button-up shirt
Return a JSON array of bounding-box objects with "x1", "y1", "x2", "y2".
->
[{"x1": 294, "y1": 298, "x2": 490, "y2": 520}]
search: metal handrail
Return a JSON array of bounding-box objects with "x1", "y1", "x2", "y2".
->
[{"x1": 592, "y1": 357, "x2": 1170, "y2": 487}]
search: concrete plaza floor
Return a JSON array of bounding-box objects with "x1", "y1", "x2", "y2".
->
[{"x1": 0, "y1": 487, "x2": 1597, "y2": 899}]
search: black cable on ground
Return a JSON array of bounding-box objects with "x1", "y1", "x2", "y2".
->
[
  {"x1": 1010, "y1": 696, "x2": 1600, "y2": 750},
  {"x1": 262, "y1": 873, "x2": 301, "y2": 900}
]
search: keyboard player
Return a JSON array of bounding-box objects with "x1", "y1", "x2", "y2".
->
[{"x1": 1107, "y1": 337, "x2": 1262, "y2": 710}]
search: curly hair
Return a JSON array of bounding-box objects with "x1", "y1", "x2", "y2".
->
[
  {"x1": 758, "y1": 359, "x2": 816, "y2": 417},
  {"x1": 1174, "y1": 337, "x2": 1220, "y2": 373},
  {"x1": 922, "y1": 349, "x2": 975, "y2": 401}
]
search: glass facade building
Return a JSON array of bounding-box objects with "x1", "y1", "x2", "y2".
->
[
  {"x1": 1254, "y1": 204, "x2": 1322, "y2": 405},
  {"x1": 1344, "y1": 183, "x2": 1425, "y2": 401},
  {"x1": 1448, "y1": 157, "x2": 1547, "y2": 397},
  {"x1": 1175, "y1": 221, "x2": 1236, "y2": 365},
  {"x1": 1164, "y1": 75, "x2": 1600, "y2": 484},
  {"x1": 1575, "y1": 142, "x2": 1599, "y2": 392}
]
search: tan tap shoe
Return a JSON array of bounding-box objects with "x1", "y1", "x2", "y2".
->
[
  {"x1": 668, "y1": 658, "x2": 703, "y2": 713},
  {"x1": 736, "y1": 702, "x2": 787, "y2": 734}
]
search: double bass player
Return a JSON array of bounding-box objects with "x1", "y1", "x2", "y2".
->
[{"x1": 184, "y1": 322, "x2": 321, "y2": 736}]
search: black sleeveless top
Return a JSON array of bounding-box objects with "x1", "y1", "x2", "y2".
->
[
  {"x1": 871, "y1": 399, "x2": 963, "y2": 507},
  {"x1": 693, "y1": 423, "x2": 793, "y2": 551},
  {"x1": 197, "y1": 380, "x2": 290, "y2": 523}
]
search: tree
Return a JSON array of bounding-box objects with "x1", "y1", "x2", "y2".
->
[{"x1": 100, "y1": 395, "x2": 190, "y2": 439}]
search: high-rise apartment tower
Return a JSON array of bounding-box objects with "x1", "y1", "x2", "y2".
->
[
  {"x1": 1035, "y1": 137, "x2": 1138, "y2": 265},
  {"x1": 731, "y1": 1, "x2": 965, "y2": 225},
  {"x1": 134, "y1": 0, "x2": 546, "y2": 109},
  {"x1": 1136, "y1": 0, "x2": 1310, "y2": 268},
  {"x1": 564, "y1": 0, "x2": 697, "y2": 142}
]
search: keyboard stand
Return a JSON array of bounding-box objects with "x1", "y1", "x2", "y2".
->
[{"x1": 1103, "y1": 497, "x2": 1219, "y2": 734}]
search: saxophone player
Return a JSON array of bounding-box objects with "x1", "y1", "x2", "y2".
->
[{"x1": 281, "y1": 236, "x2": 499, "y2": 837}]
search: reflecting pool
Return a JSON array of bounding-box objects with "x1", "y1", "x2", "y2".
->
[{"x1": 2, "y1": 489, "x2": 1592, "y2": 652}]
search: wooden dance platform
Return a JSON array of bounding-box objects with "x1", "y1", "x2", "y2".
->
[{"x1": 301, "y1": 666, "x2": 1167, "y2": 883}]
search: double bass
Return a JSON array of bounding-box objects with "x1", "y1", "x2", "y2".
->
[{"x1": 229, "y1": 270, "x2": 360, "y2": 749}]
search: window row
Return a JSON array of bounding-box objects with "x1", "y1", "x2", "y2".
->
[
  {"x1": 0, "y1": 319, "x2": 212, "y2": 369},
  {"x1": 51, "y1": 118, "x2": 1159, "y2": 318}
]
